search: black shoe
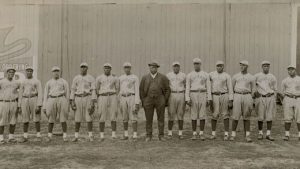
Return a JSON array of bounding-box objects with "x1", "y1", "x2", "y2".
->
[
  {"x1": 8, "y1": 138, "x2": 17, "y2": 143},
  {"x1": 257, "y1": 134, "x2": 263, "y2": 140},
  {"x1": 19, "y1": 137, "x2": 28, "y2": 143},
  {"x1": 199, "y1": 135, "x2": 205, "y2": 141},
  {"x1": 283, "y1": 136, "x2": 289, "y2": 141},
  {"x1": 145, "y1": 137, "x2": 152, "y2": 142},
  {"x1": 266, "y1": 135, "x2": 275, "y2": 141},
  {"x1": 158, "y1": 137, "x2": 166, "y2": 142},
  {"x1": 120, "y1": 136, "x2": 129, "y2": 140}
]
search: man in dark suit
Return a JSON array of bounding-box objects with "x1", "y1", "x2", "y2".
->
[{"x1": 140, "y1": 61, "x2": 171, "y2": 141}]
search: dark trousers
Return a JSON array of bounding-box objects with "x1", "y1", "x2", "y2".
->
[{"x1": 143, "y1": 95, "x2": 165, "y2": 137}]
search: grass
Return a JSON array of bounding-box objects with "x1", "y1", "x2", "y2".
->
[{"x1": 0, "y1": 105, "x2": 299, "y2": 169}]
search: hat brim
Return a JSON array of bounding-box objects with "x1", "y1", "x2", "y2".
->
[
  {"x1": 52, "y1": 69, "x2": 60, "y2": 72},
  {"x1": 148, "y1": 64, "x2": 160, "y2": 67},
  {"x1": 6, "y1": 69, "x2": 16, "y2": 72}
]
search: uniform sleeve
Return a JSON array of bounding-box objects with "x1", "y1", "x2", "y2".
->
[
  {"x1": 36, "y1": 80, "x2": 43, "y2": 106},
  {"x1": 206, "y1": 73, "x2": 212, "y2": 100},
  {"x1": 272, "y1": 75, "x2": 278, "y2": 93},
  {"x1": 64, "y1": 80, "x2": 70, "y2": 101},
  {"x1": 250, "y1": 76, "x2": 256, "y2": 95},
  {"x1": 134, "y1": 76, "x2": 141, "y2": 104},
  {"x1": 95, "y1": 77, "x2": 100, "y2": 95},
  {"x1": 232, "y1": 75, "x2": 236, "y2": 92},
  {"x1": 18, "y1": 82, "x2": 24, "y2": 107},
  {"x1": 227, "y1": 74, "x2": 234, "y2": 100},
  {"x1": 281, "y1": 80, "x2": 286, "y2": 95},
  {"x1": 70, "y1": 77, "x2": 77, "y2": 100},
  {"x1": 90, "y1": 76, "x2": 97, "y2": 100},
  {"x1": 185, "y1": 74, "x2": 191, "y2": 101},
  {"x1": 115, "y1": 76, "x2": 120, "y2": 94},
  {"x1": 43, "y1": 82, "x2": 49, "y2": 109}
]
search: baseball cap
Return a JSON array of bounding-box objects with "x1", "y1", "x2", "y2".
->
[
  {"x1": 172, "y1": 61, "x2": 180, "y2": 66},
  {"x1": 148, "y1": 61, "x2": 160, "y2": 67},
  {"x1": 103, "y1": 63, "x2": 112, "y2": 68},
  {"x1": 216, "y1": 61, "x2": 224, "y2": 66},
  {"x1": 80, "y1": 62, "x2": 88, "y2": 67},
  {"x1": 240, "y1": 60, "x2": 249, "y2": 66},
  {"x1": 51, "y1": 66, "x2": 60, "y2": 72},
  {"x1": 123, "y1": 62, "x2": 132, "y2": 67},
  {"x1": 193, "y1": 58, "x2": 202, "y2": 64},
  {"x1": 261, "y1": 61, "x2": 271, "y2": 65}
]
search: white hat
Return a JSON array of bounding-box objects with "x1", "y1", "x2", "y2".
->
[
  {"x1": 51, "y1": 66, "x2": 60, "y2": 72},
  {"x1": 123, "y1": 62, "x2": 132, "y2": 67},
  {"x1": 80, "y1": 62, "x2": 88, "y2": 67},
  {"x1": 216, "y1": 61, "x2": 224, "y2": 66},
  {"x1": 172, "y1": 61, "x2": 180, "y2": 66},
  {"x1": 240, "y1": 60, "x2": 249, "y2": 66},
  {"x1": 193, "y1": 58, "x2": 202, "y2": 64},
  {"x1": 25, "y1": 66, "x2": 34, "y2": 71},
  {"x1": 261, "y1": 61, "x2": 271, "y2": 65},
  {"x1": 103, "y1": 63, "x2": 112, "y2": 68},
  {"x1": 287, "y1": 64, "x2": 296, "y2": 69}
]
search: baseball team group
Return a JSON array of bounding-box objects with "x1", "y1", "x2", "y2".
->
[{"x1": 0, "y1": 58, "x2": 299, "y2": 144}]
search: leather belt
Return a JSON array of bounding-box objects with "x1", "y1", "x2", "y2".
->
[
  {"x1": 260, "y1": 93, "x2": 274, "y2": 98},
  {"x1": 234, "y1": 92, "x2": 251, "y2": 95},
  {"x1": 22, "y1": 94, "x2": 38, "y2": 98},
  {"x1": 285, "y1": 94, "x2": 300, "y2": 99},
  {"x1": 212, "y1": 92, "x2": 227, "y2": 96},
  {"x1": 0, "y1": 99, "x2": 18, "y2": 102},
  {"x1": 190, "y1": 90, "x2": 207, "y2": 93},
  {"x1": 121, "y1": 93, "x2": 135, "y2": 97},
  {"x1": 98, "y1": 92, "x2": 116, "y2": 97},
  {"x1": 171, "y1": 91, "x2": 184, "y2": 93},
  {"x1": 75, "y1": 93, "x2": 91, "y2": 97},
  {"x1": 49, "y1": 94, "x2": 65, "y2": 98}
]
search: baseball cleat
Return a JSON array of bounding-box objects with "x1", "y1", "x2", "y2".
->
[
  {"x1": 8, "y1": 138, "x2": 17, "y2": 143},
  {"x1": 72, "y1": 138, "x2": 79, "y2": 142},
  {"x1": 223, "y1": 135, "x2": 229, "y2": 141},
  {"x1": 88, "y1": 136, "x2": 94, "y2": 142},
  {"x1": 229, "y1": 136, "x2": 235, "y2": 141},
  {"x1": 120, "y1": 136, "x2": 129, "y2": 140},
  {"x1": 209, "y1": 135, "x2": 216, "y2": 140},
  {"x1": 199, "y1": 135, "x2": 205, "y2": 141},
  {"x1": 0, "y1": 140, "x2": 5, "y2": 144},
  {"x1": 158, "y1": 137, "x2": 166, "y2": 142},
  {"x1": 245, "y1": 136, "x2": 252, "y2": 143},
  {"x1": 19, "y1": 137, "x2": 28, "y2": 143},
  {"x1": 257, "y1": 134, "x2": 263, "y2": 140},
  {"x1": 178, "y1": 135, "x2": 184, "y2": 140},
  {"x1": 63, "y1": 137, "x2": 68, "y2": 142},
  {"x1": 283, "y1": 136, "x2": 289, "y2": 141},
  {"x1": 266, "y1": 135, "x2": 275, "y2": 141},
  {"x1": 191, "y1": 135, "x2": 197, "y2": 140}
]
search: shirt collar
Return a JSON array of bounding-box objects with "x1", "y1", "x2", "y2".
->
[{"x1": 150, "y1": 73, "x2": 158, "y2": 79}]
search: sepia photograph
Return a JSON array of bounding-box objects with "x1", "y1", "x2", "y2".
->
[{"x1": 0, "y1": 0, "x2": 300, "y2": 168}]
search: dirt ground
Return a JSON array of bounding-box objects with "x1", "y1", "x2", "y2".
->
[{"x1": 0, "y1": 106, "x2": 300, "y2": 169}]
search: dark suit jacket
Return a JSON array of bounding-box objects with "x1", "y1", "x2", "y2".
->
[{"x1": 139, "y1": 72, "x2": 171, "y2": 104}]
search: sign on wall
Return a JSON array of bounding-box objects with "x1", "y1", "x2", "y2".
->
[{"x1": 0, "y1": 5, "x2": 39, "y2": 80}]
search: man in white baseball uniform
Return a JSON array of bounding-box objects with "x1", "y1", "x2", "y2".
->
[
  {"x1": 254, "y1": 61, "x2": 277, "y2": 141},
  {"x1": 209, "y1": 61, "x2": 233, "y2": 141},
  {"x1": 186, "y1": 58, "x2": 212, "y2": 141},
  {"x1": 0, "y1": 67, "x2": 21, "y2": 144},
  {"x1": 43, "y1": 66, "x2": 70, "y2": 142},
  {"x1": 281, "y1": 65, "x2": 300, "y2": 141},
  {"x1": 96, "y1": 63, "x2": 120, "y2": 141},
  {"x1": 119, "y1": 62, "x2": 140, "y2": 140},
  {"x1": 230, "y1": 61, "x2": 255, "y2": 142},
  {"x1": 19, "y1": 66, "x2": 43, "y2": 142},
  {"x1": 70, "y1": 63, "x2": 97, "y2": 142},
  {"x1": 166, "y1": 61, "x2": 186, "y2": 139}
]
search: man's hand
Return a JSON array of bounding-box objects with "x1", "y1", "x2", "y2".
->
[
  {"x1": 88, "y1": 103, "x2": 95, "y2": 115},
  {"x1": 35, "y1": 106, "x2": 41, "y2": 114},
  {"x1": 228, "y1": 100, "x2": 233, "y2": 109},
  {"x1": 134, "y1": 104, "x2": 140, "y2": 112},
  {"x1": 254, "y1": 91, "x2": 261, "y2": 99},
  {"x1": 207, "y1": 100, "x2": 213, "y2": 112},
  {"x1": 70, "y1": 100, "x2": 77, "y2": 111},
  {"x1": 185, "y1": 100, "x2": 191, "y2": 106},
  {"x1": 43, "y1": 109, "x2": 49, "y2": 119},
  {"x1": 17, "y1": 107, "x2": 21, "y2": 115}
]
